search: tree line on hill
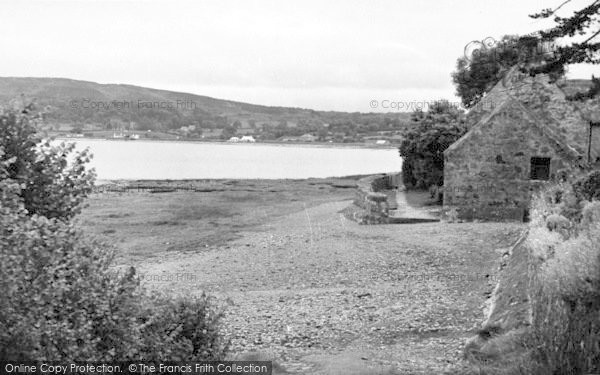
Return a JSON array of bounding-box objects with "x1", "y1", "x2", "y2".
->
[{"x1": 66, "y1": 114, "x2": 410, "y2": 143}]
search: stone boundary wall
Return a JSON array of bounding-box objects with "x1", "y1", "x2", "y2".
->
[
  {"x1": 464, "y1": 229, "x2": 538, "y2": 361},
  {"x1": 352, "y1": 172, "x2": 400, "y2": 224}
]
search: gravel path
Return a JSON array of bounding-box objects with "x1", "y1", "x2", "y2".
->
[{"x1": 134, "y1": 200, "x2": 523, "y2": 374}]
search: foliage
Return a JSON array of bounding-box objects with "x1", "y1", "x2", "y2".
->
[
  {"x1": 529, "y1": 0, "x2": 600, "y2": 76},
  {"x1": 528, "y1": 216, "x2": 600, "y2": 374},
  {"x1": 398, "y1": 101, "x2": 467, "y2": 189},
  {"x1": 0, "y1": 203, "x2": 141, "y2": 360},
  {"x1": 452, "y1": 35, "x2": 564, "y2": 108},
  {"x1": 137, "y1": 294, "x2": 228, "y2": 361},
  {"x1": 523, "y1": 183, "x2": 600, "y2": 374},
  {"x1": 0, "y1": 207, "x2": 228, "y2": 361},
  {"x1": 572, "y1": 169, "x2": 600, "y2": 202},
  {"x1": 0, "y1": 103, "x2": 95, "y2": 220},
  {"x1": 530, "y1": 181, "x2": 584, "y2": 225},
  {"x1": 454, "y1": 0, "x2": 600, "y2": 99},
  {"x1": 465, "y1": 179, "x2": 600, "y2": 374},
  {"x1": 220, "y1": 124, "x2": 238, "y2": 139},
  {"x1": 0, "y1": 105, "x2": 228, "y2": 361}
]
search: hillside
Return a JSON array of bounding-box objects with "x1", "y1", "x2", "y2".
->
[{"x1": 0, "y1": 77, "x2": 411, "y2": 142}]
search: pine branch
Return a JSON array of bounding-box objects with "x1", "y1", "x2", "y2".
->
[
  {"x1": 530, "y1": 0, "x2": 574, "y2": 19},
  {"x1": 583, "y1": 27, "x2": 600, "y2": 43}
]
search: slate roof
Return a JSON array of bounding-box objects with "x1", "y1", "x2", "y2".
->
[
  {"x1": 445, "y1": 96, "x2": 582, "y2": 163},
  {"x1": 448, "y1": 67, "x2": 595, "y2": 162}
]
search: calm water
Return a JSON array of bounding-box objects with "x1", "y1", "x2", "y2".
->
[{"x1": 67, "y1": 139, "x2": 401, "y2": 180}]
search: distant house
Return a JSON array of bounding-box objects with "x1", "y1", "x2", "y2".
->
[
  {"x1": 299, "y1": 133, "x2": 317, "y2": 142},
  {"x1": 240, "y1": 135, "x2": 256, "y2": 143},
  {"x1": 228, "y1": 136, "x2": 240, "y2": 142},
  {"x1": 375, "y1": 140, "x2": 389, "y2": 145},
  {"x1": 113, "y1": 131, "x2": 139, "y2": 140},
  {"x1": 443, "y1": 67, "x2": 600, "y2": 222}
]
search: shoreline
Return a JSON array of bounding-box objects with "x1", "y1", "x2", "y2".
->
[
  {"x1": 54, "y1": 136, "x2": 399, "y2": 150},
  {"x1": 93, "y1": 174, "x2": 390, "y2": 186}
]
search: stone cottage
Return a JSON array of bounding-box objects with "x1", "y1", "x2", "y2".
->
[{"x1": 443, "y1": 68, "x2": 600, "y2": 221}]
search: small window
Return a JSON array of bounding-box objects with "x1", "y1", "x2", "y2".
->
[{"x1": 530, "y1": 157, "x2": 551, "y2": 180}]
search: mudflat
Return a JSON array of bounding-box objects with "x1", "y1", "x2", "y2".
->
[{"x1": 79, "y1": 178, "x2": 524, "y2": 374}]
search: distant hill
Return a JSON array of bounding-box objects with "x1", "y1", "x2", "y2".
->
[{"x1": 0, "y1": 77, "x2": 411, "y2": 141}]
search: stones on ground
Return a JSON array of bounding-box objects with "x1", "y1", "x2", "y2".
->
[{"x1": 134, "y1": 199, "x2": 524, "y2": 373}]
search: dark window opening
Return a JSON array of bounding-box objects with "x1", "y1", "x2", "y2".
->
[{"x1": 530, "y1": 157, "x2": 551, "y2": 180}]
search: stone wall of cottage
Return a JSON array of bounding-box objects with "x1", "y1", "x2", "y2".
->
[{"x1": 443, "y1": 106, "x2": 573, "y2": 221}]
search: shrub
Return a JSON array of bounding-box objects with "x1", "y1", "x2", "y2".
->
[
  {"x1": 581, "y1": 201, "x2": 600, "y2": 228},
  {"x1": 527, "y1": 201, "x2": 600, "y2": 374},
  {"x1": 0, "y1": 184, "x2": 228, "y2": 361},
  {"x1": 530, "y1": 181, "x2": 582, "y2": 228},
  {"x1": 137, "y1": 294, "x2": 228, "y2": 361},
  {"x1": 0, "y1": 104, "x2": 227, "y2": 361},
  {"x1": 526, "y1": 226, "x2": 564, "y2": 261},
  {"x1": 398, "y1": 101, "x2": 467, "y2": 189},
  {"x1": 545, "y1": 214, "x2": 570, "y2": 236},
  {"x1": 572, "y1": 170, "x2": 600, "y2": 202},
  {"x1": 0, "y1": 103, "x2": 94, "y2": 220}
]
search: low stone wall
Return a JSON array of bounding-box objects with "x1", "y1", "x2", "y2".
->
[
  {"x1": 351, "y1": 173, "x2": 400, "y2": 224},
  {"x1": 463, "y1": 231, "x2": 533, "y2": 360}
]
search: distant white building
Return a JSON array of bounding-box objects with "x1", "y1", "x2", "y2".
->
[
  {"x1": 299, "y1": 133, "x2": 317, "y2": 142},
  {"x1": 228, "y1": 136, "x2": 240, "y2": 142},
  {"x1": 375, "y1": 140, "x2": 389, "y2": 145},
  {"x1": 240, "y1": 135, "x2": 256, "y2": 143}
]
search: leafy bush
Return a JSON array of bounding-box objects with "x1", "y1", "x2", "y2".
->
[
  {"x1": 0, "y1": 103, "x2": 94, "y2": 220},
  {"x1": 581, "y1": 201, "x2": 600, "y2": 228},
  {"x1": 137, "y1": 295, "x2": 228, "y2": 361},
  {"x1": 0, "y1": 163, "x2": 228, "y2": 361},
  {"x1": 0, "y1": 104, "x2": 227, "y2": 361},
  {"x1": 572, "y1": 170, "x2": 600, "y2": 202},
  {"x1": 0, "y1": 210, "x2": 141, "y2": 360},
  {"x1": 398, "y1": 101, "x2": 467, "y2": 189},
  {"x1": 527, "y1": 196, "x2": 600, "y2": 374},
  {"x1": 530, "y1": 181, "x2": 583, "y2": 228}
]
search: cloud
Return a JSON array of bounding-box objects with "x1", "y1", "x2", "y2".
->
[{"x1": 0, "y1": 0, "x2": 596, "y2": 112}]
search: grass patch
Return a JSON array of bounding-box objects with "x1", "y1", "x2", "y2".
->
[{"x1": 79, "y1": 178, "x2": 355, "y2": 263}]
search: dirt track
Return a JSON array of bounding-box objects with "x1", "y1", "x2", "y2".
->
[{"x1": 131, "y1": 198, "x2": 524, "y2": 374}]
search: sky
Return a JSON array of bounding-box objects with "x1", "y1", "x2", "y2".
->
[{"x1": 1, "y1": 0, "x2": 598, "y2": 112}]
